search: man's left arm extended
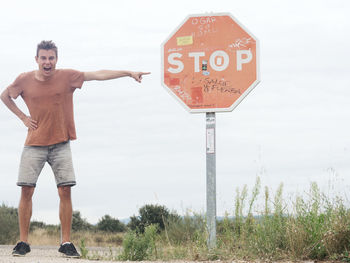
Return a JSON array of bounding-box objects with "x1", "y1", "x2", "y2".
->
[{"x1": 83, "y1": 70, "x2": 150, "y2": 83}]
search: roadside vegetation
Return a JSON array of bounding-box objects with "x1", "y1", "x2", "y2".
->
[{"x1": 1, "y1": 178, "x2": 350, "y2": 261}]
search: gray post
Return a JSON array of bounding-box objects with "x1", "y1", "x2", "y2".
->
[{"x1": 206, "y1": 112, "x2": 216, "y2": 249}]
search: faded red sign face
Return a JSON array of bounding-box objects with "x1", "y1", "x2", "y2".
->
[{"x1": 162, "y1": 13, "x2": 259, "y2": 113}]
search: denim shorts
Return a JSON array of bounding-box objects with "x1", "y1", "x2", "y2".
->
[{"x1": 17, "y1": 141, "x2": 76, "y2": 187}]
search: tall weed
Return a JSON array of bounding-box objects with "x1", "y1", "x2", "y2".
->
[{"x1": 215, "y1": 179, "x2": 350, "y2": 261}]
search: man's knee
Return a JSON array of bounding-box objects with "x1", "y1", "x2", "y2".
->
[
  {"x1": 21, "y1": 186, "x2": 35, "y2": 201},
  {"x1": 58, "y1": 186, "x2": 72, "y2": 200}
]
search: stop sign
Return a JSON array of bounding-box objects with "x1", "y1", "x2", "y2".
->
[{"x1": 161, "y1": 13, "x2": 260, "y2": 113}]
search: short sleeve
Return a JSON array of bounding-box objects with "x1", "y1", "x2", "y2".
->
[
  {"x1": 7, "y1": 74, "x2": 25, "y2": 99},
  {"x1": 69, "y1": 70, "x2": 85, "y2": 90}
]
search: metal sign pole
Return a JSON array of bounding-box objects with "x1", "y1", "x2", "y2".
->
[
  {"x1": 206, "y1": 112, "x2": 216, "y2": 249},
  {"x1": 162, "y1": 12, "x2": 259, "y2": 252}
]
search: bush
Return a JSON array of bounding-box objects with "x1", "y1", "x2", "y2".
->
[
  {"x1": 97, "y1": 215, "x2": 126, "y2": 233},
  {"x1": 128, "y1": 204, "x2": 179, "y2": 233},
  {"x1": 164, "y1": 213, "x2": 206, "y2": 245},
  {"x1": 119, "y1": 224, "x2": 158, "y2": 261},
  {"x1": 0, "y1": 203, "x2": 19, "y2": 244}
]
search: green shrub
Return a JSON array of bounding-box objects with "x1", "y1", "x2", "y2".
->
[
  {"x1": 119, "y1": 224, "x2": 158, "y2": 261},
  {"x1": 0, "y1": 204, "x2": 19, "y2": 244},
  {"x1": 164, "y1": 213, "x2": 206, "y2": 245},
  {"x1": 79, "y1": 238, "x2": 89, "y2": 259}
]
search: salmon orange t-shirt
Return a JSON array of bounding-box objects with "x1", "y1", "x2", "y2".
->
[{"x1": 7, "y1": 69, "x2": 85, "y2": 146}]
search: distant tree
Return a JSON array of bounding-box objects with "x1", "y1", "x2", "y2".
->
[
  {"x1": 128, "y1": 215, "x2": 142, "y2": 232},
  {"x1": 128, "y1": 204, "x2": 179, "y2": 233},
  {"x1": 97, "y1": 215, "x2": 126, "y2": 233},
  {"x1": 71, "y1": 211, "x2": 93, "y2": 231}
]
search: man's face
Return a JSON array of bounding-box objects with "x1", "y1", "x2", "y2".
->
[{"x1": 35, "y1": 49, "x2": 57, "y2": 78}]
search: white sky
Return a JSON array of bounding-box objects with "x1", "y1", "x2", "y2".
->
[{"x1": 0, "y1": 0, "x2": 349, "y2": 224}]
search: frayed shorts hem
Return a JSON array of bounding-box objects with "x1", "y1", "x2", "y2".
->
[
  {"x1": 17, "y1": 181, "x2": 76, "y2": 188},
  {"x1": 57, "y1": 181, "x2": 76, "y2": 188},
  {"x1": 17, "y1": 182, "x2": 36, "y2": 187}
]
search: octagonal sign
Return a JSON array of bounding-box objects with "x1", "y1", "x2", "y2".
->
[{"x1": 161, "y1": 13, "x2": 260, "y2": 113}]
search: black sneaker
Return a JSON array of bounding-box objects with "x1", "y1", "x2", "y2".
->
[
  {"x1": 58, "y1": 242, "x2": 80, "y2": 258},
  {"x1": 12, "y1": 241, "x2": 31, "y2": 256}
]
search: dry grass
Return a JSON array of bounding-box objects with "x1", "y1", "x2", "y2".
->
[
  {"x1": 28, "y1": 228, "x2": 60, "y2": 245},
  {"x1": 29, "y1": 228, "x2": 124, "y2": 247}
]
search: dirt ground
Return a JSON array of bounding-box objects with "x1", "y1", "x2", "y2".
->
[
  {"x1": 0, "y1": 245, "x2": 341, "y2": 263},
  {"x1": 0, "y1": 245, "x2": 118, "y2": 263}
]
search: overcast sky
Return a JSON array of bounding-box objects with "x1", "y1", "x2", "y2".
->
[{"x1": 0, "y1": 0, "x2": 349, "y2": 224}]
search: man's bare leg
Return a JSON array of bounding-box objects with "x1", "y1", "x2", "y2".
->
[
  {"x1": 58, "y1": 186, "x2": 72, "y2": 243},
  {"x1": 18, "y1": 186, "x2": 35, "y2": 243}
]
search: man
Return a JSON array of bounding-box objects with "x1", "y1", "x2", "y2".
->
[{"x1": 0, "y1": 40, "x2": 150, "y2": 258}]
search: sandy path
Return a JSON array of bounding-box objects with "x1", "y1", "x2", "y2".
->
[
  {"x1": 0, "y1": 245, "x2": 329, "y2": 263},
  {"x1": 0, "y1": 245, "x2": 120, "y2": 263}
]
